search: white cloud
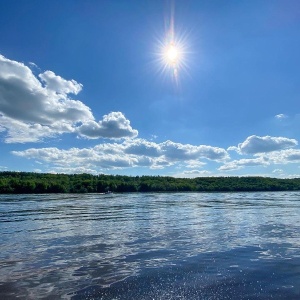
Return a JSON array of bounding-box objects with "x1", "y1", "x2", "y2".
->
[
  {"x1": 28, "y1": 62, "x2": 38, "y2": 68},
  {"x1": 173, "y1": 169, "x2": 211, "y2": 178},
  {"x1": 0, "y1": 115, "x2": 75, "y2": 143},
  {"x1": 260, "y1": 149, "x2": 300, "y2": 164},
  {"x1": 221, "y1": 147, "x2": 300, "y2": 172},
  {"x1": 123, "y1": 139, "x2": 161, "y2": 157},
  {"x1": 39, "y1": 70, "x2": 82, "y2": 95},
  {"x1": 150, "y1": 134, "x2": 158, "y2": 140},
  {"x1": 12, "y1": 146, "x2": 150, "y2": 170},
  {"x1": 51, "y1": 166, "x2": 99, "y2": 175},
  {"x1": 0, "y1": 55, "x2": 92, "y2": 124},
  {"x1": 0, "y1": 54, "x2": 138, "y2": 142},
  {"x1": 185, "y1": 160, "x2": 206, "y2": 169},
  {"x1": 228, "y1": 135, "x2": 297, "y2": 154},
  {"x1": 12, "y1": 139, "x2": 229, "y2": 172},
  {"x1": 183, "y1": 170, "x2": 211, "y2": 175},
  {"x1": 285, "y1": 174, "x2": 300, "y2": 178},
  {"x1": 218, "y1": 157, "x2": 269, "y2": 171},
  {"x1": 77, "y1": 112, "x2": 138, "y2": 139},
  {"x1": 275, "y1": 114, "x2": 288, "y2": 120},
  {"x1": 272, "y1": 169, "x2": 284, "y2": 175},
  {"x1": 160, "y1": 140, "x2": 229, "y2": 161}
]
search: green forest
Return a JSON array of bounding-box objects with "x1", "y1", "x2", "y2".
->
[{"x1": 0, "y1": 171, "x2": 300, "y2": 193}]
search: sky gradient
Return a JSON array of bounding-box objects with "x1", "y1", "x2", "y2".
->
[{"x1": 0, "y1": 0, "x2": 300, "y2": 178}]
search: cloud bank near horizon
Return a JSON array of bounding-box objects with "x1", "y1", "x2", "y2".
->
[
  {"x1": 12, "y1": 139, "x2": 229, "y2": 173},
  {"x1": 221, "y1": 135, "x2": 300, "y2": 172},
  {"x1": 12, "y1": 135, "x2": 300, "y2": 175}
]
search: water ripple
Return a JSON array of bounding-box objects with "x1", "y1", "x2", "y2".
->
[{"x1": 0, "y1": 192, "x2": 300, "y2": 299}]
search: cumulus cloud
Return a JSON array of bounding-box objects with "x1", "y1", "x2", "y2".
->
[
  {"x1": 39, "y1": 70, "x2": 82, "y2": 95},
  {"x1": 77, "y1": 112, "x2": 138, "y2": 139},
  {"x1": 220, "y1": 147, "x2": 300, "y2": 172},
  {"x1": 123, "y1": 139, "x2": 161, "y2": 157},
  {"x1": 0, "y1": 54, "x2": 138, "y2": 142},
  {"x1": 260, "y1": 149, "x2": 300, "y2": 164},
  {"x1": 160, "y1": 140, "x2": 229, "y2": 161},
  {"x1": 218, "y1": 157, "x2": 269, "y2": 171},
  {"x1": 185, "y1": 160, "x2": 206, "y2": 169},
  {"x1": 12, "y1": 145, "x2": 152, "y2": 170},
  {"x1": 228, "y1": 135, "x2": 297, "y2": 154},
  {"x1": 0, "y1": 55, "x2": 92, "y2": 124},
  {"x1": 12, "y1": 139, "x2": 229, "y2": 171},
  {"x1": 0, "y1": 116, "x2": 64, "y2": 143}
]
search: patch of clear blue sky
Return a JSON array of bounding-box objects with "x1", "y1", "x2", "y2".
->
[{"x1": 0, "y1": 0, "x2": 300, "y2": 176}]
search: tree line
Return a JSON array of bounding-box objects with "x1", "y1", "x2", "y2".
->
[{"x1": 0, "y1": 171, "x2": 300, "y2": 194}]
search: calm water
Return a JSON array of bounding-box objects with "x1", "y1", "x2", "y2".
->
[{"x1": 0, "y1": 192, "x2": 300, "y2": 299}]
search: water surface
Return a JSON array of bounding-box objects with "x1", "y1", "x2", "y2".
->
[{"x1": 1, "y1": 192, "x2": 300, "y2": 299}]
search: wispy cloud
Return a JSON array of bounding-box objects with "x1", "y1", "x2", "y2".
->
[
  {"x1": 172, "y1": 169, "x2": 212, "y2": 178},
  {"x1": 275, "y1": 113, "x2": 288, "y2": 120}
]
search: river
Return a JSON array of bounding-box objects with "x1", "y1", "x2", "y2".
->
[{"x1": 1, "y1": 192, "x2": 300, "y2": 299}]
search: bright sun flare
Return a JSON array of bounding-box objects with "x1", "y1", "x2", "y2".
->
[
  {"x1": 165, "y1": 43, "x2": 180, "y2": 66},
  {"x1": 156, "y1": 8, "x2": 188, "y2": 82}
]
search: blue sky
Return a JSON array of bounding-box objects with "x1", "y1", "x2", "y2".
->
[{"x1": 0, "y1": 0, "x2": 300, "y2": 178}]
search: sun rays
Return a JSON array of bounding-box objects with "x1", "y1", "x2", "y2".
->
[{"x1": 155, "y1": 7, "x2": 189, "y2": 86}]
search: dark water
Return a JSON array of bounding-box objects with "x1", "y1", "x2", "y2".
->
[{"x1": 0, "y1": 192, "x2": 300, "y2": 299}]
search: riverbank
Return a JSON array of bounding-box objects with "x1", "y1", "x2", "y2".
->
[{"x1": 1, "y1": 171, "x2": 300, "y2": 194}]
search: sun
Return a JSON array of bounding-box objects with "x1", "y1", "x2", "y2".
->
[
  {"x1": 159, "y1": 38, "x2": 186, "y2": 79},
  {"x1": 164, "y1": 42, "x2": 181, "y2": 66},
  {"x1": 154, "y1": 5, "x2": 189, "y2": 83}
]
